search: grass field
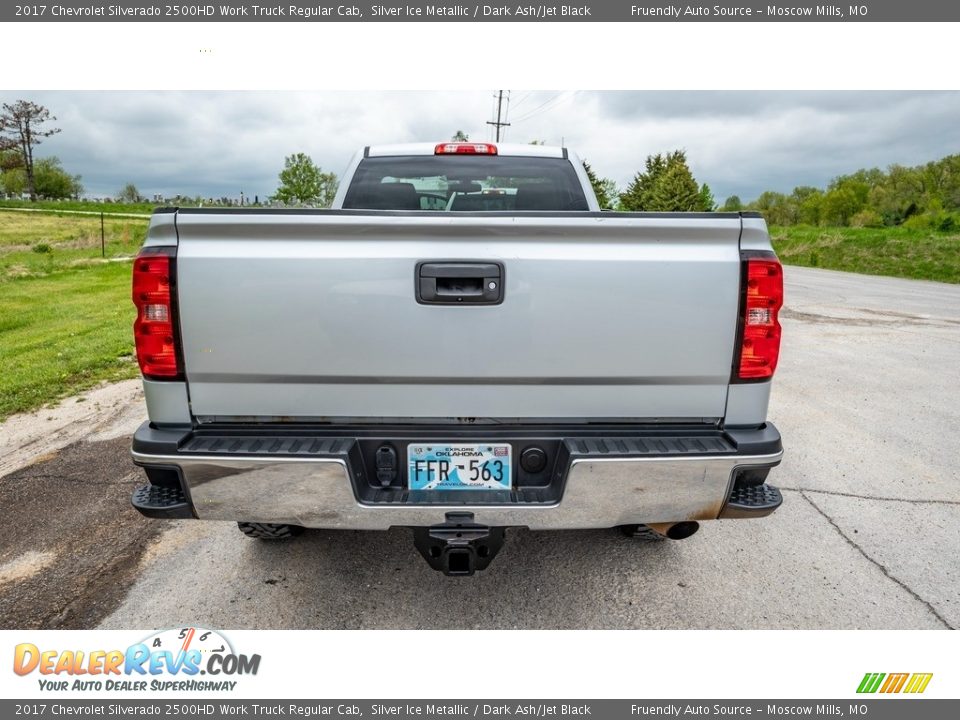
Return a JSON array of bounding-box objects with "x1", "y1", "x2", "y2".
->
[
  {"x1": 0, "y1": 209, "x2": 147, "y2": 419},
  {"x1": 0, "y1": 262, "x2": 139, "y2": 420},
  {"x1": 0, "y1": 211, "x2": 149, "y2": 281},
  {"x1": 0, "y1": 199, "x2": 159, "y2": 215},
  {"x1": 770, "y1": 225, "x2": 960, "y2": 284}
]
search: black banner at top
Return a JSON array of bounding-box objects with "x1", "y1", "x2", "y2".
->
[{"x1": 4, "y1": 1, "x2": 959, "y2": 23}]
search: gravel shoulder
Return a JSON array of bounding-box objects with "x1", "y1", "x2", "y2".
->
[
  {"x1": 0, "y1": 379, "x2": 155, "y2": 629},
  {"x1": 0, "y1": 379, "x2": 143, "y2": 478}
]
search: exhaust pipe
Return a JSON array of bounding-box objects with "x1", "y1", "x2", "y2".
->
[{"x1": 647, "y1": 521, "x2": 700, "y2": 540}]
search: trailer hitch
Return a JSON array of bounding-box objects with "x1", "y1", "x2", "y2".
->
[{"x1": 412, "y1": 512, "x2": 506, "y2": 576}]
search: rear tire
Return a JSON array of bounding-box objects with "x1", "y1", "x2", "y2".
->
[
  {"x1": 618, "y1": 524, "x2": 666, "y2": 542},
  {"x1": 237, "y1": 522, "x2": 304, "y2": 540}
]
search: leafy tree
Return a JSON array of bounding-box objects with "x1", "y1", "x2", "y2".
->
[
  {"x1": 792, "y1": 187, "x2": 823, "y2": 225},
  {"x1": 752, "y1": 191, "x2": 795, "y2": 226},
  {"x1": 274, "y1": 152, "x2": 338, "y2": 207},
  {"x1": 0, "y1": 148, "x2": 22, "y2": 172},
  {"x1": 598, "y1": 179, "x2": 619, "y2": 210},
  {"x1": 0, "y1": 100, "x2": 61, "y2": 201},
  {"x1": 829, "y1": 175, "x2": 871, "y2": 210},
  {"x1": 619, "y1": 153, "x2": 668, "y2": 211},
  {"x1": 0, "y1": 167, "x2": 24, "y2": 195},
  {"x1": 939, "y1": 155, "x2": 960, "y2": 209},
  {"x1": 698, "y1": 183, "x2": 716, "y2": 211},
  {"x1": 582, "y1": 160, "x2": 617, "y2": 210},
  {"x1": 650, "y1": 159, "x2": 702, "y2": 211},
  {"x1": 743, "y1": 154, "x2": 960, "y2": 227},
  {"x1": 117, "y1": 183, "x2": 142, "y2": 203},
  {"x1": 620, "y1": 151, "x2": 711, "y2": 212},
  {"x1": 820, "y1": 186, "x2": 862, "y2": 226},
  {"x1": 34, "y1": 157, "x2": 82, "y2": 198},
  {"x1": 451, "y1": 130, "x2": 469, "y2": 141},
  {"x1": 722, "y1": 195, "x2": 743, "y2": 212}
]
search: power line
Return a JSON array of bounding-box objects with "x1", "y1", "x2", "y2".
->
[
  {"x1": 510, "y1": 92, "x2": 564, "y2": 122},
  {"x1": 486, "y1": 90, "x2": 511, "y2": 142},
  {"x1": 511, "y1": 91, "x2": 534, "y2": 110},
  {"x1": 512, "y1": 94, "x2": 558, "y2": 121},
  {"x1": 502, "y1": 91, "x2": 511, "y2": 141},
  {"x1": 511, "y1": 91, "x2": 579, "y2": 123}
]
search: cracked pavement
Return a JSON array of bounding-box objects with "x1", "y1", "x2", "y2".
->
[{"x1": 2, "y1": 266, "x2": 958, "y2": 629}]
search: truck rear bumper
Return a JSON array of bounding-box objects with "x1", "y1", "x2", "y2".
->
[{"x1": 131, "y1": 422, "x2": 783, "y2": 530}]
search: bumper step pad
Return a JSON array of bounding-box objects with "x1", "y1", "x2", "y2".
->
[
  {"x1": 131, "y1": 484, "x2": 194, "y2": 519},
  {"x1": 179, "y1": 435, "x2": 351, "y2": 457},
  {"x1": 720, "y1": 483, "x2": 783, "y2": 519},
  {"x1": 566, "y1": 435, "x2": 736, "y2": 457}
]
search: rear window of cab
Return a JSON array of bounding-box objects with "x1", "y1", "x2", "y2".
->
[{"x1": 342, "y1": 156, "x2": 590, "y2": 211}]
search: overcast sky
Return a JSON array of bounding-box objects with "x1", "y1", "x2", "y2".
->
[{"x1": 3, "y1": 91, "x2": 958, "y2": 201}]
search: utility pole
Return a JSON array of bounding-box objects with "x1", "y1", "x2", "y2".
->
[{"x1": 486, "y1": 90, "x2": 511, "y2": 142}]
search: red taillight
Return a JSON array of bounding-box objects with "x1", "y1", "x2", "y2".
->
[
  {"x1": 132, "y1": 247, "x2": 181, "y2": 379},
  {"x1": 434, "y1": 142, "x2": 498, "y2": 155},
  {"x1": 737, "y1": 257, "x2": 783, "y2": 380}
]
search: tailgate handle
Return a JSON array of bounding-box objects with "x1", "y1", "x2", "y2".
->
[{"x1": 416, "y1": 262, "x2": 504, "y2": 305}]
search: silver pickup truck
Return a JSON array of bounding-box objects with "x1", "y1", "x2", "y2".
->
[{"x1": 130, "y1": 142, "x2": 784, "y2": 575}]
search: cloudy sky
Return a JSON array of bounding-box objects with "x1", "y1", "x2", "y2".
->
[{"x1": 3, "y1": 91, "x2": 958, "y2": 202}]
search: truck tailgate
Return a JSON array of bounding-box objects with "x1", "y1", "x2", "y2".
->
[{"x1": 173, "y1": 212, "x2": 742, "y2": 421}]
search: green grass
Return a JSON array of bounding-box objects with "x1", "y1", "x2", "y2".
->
[
  {"x1": 0, "y1": 261, "x2": 138, "y2": 420},
  {"x1": 0, "y1": 197, "x2": 238, "y2": 215},
  {"x1": 770, "y1": 225, "x2": 960, "y2": 284},
  {"x1": 0, "y1": 209, "x2": 148, "y2": 281},
  {"x1": 0, "y1": 210, "x2": 146, "y2": 419},
  {"x1": 0, "y1": 198, "x2": 158, "y2": 215}
]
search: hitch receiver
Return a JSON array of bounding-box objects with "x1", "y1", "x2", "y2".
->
[{"x1": 412, "y1": 512, "x2": 506, "y2": 576}]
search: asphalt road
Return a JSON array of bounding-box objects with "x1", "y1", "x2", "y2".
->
[{"x1": 2, "y1": 266, "x2": 958, "y2": 629}]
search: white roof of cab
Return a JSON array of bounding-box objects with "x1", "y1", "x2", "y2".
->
[{"x1": 366, "y1": 142, "x2": 567, "y2": 158}]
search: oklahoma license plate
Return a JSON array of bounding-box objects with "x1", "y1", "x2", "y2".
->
[{"x1": 407, "y1": 444, "x2": 512, "y2": 491}]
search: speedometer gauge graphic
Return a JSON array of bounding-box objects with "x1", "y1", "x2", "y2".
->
[{"x1": 140, "y1": 627, "x2": 234, "y2": 658}]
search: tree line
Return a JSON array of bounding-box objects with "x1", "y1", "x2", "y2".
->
[
  {"x1": 731, "y1": 155, "x2": 960, "y2": 230},
  {"x1": 585, "y1": 150, "x2": 715, "y2": 212}
]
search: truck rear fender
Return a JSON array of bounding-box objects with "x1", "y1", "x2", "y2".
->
[
  {"x1": 723, "y1": 214, "x2": 779, "y2": 428},
  {"x1": 138, "y1": 210, "x2": 192, "y2": 427}
]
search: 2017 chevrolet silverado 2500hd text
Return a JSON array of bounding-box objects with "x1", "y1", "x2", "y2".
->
[{"x1": 129, "y1": 142, "x2": 784, "y2": 575}]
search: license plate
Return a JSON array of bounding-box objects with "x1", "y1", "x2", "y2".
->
[{"x1": 407, "y1": 443, "x2": 512, "y2": 491}]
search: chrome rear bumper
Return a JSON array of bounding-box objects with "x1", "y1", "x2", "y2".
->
[{"x1": 131, "y1": 423, "x2": 782, "y2": 530}]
